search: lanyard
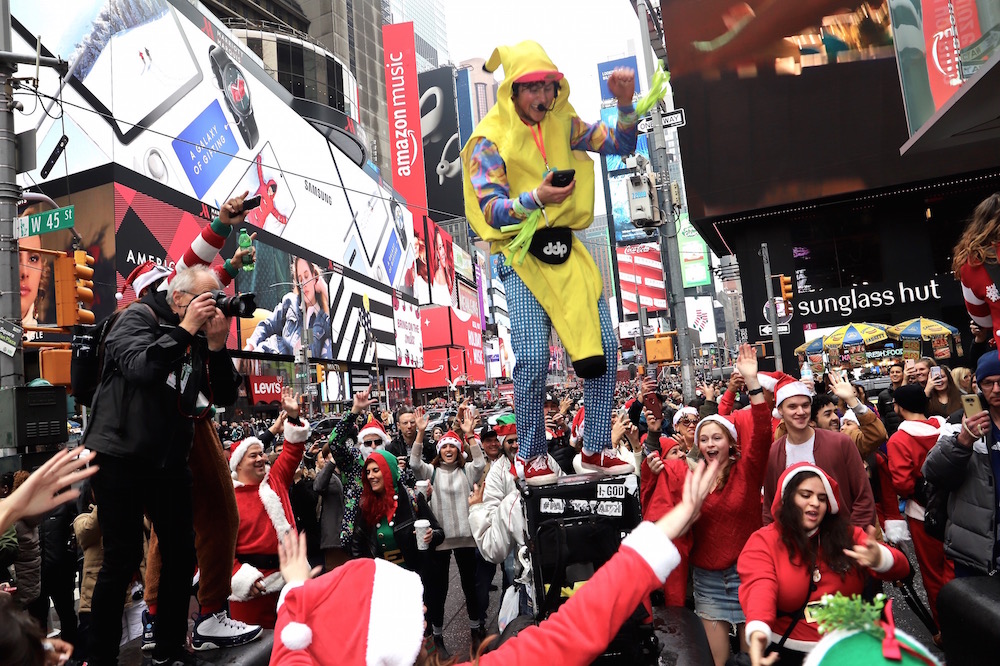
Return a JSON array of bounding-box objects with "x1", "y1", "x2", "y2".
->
[{"x1": 529, "y1": 123, "x2": 550, "y2": 172}]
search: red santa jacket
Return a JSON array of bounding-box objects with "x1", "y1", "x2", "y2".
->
[
  {"x1": 887, "y1": 416, "x2": 945, "y2": 520},
  {"x1": 762, "y1": 428, "x2": 877, "y2": 529},
  {"x1": 270, "y1": 522, "x2": 682, "y2": 666},
  {"x1": 231, "y1": 418, "x2": 310, "y2": 602},
  {"x1": 959, "y1": 258, "x2": 1000, "y2": 350},
  {"x1": 739, "y1": 464, "x2": 910, "y2": 652}
]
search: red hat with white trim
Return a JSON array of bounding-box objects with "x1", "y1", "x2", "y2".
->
[
  {"x1": 229, "y1": 437, "x2": 264, "y2": 480},
  {"x1": 773, "y1": 462, "x2": 841, "y2": 520},
  {"x1": 272, "y1": 558, "x2": 425, "y2": 665},
  {"x1": 119, "y1": 260, "x2": 171, "y2": 300},
  {"x1": 358, "y1": 414, "x2": 389, "y2": 444},
  {"x1": 436, "y1": 430, "x2": 463, "y2": 454},
  {"x1": 693, "y1": 414, "x2": 737, "y2": 444}
]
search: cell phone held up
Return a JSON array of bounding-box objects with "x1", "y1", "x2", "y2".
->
[
  {"x1": 241, "y1": 195, "x2": 262, "y2": 211},
  {"x1": 644, "y1": 389, "x2": 662, "y2": 421},
  {"x1": 550, "y1": 169, "x2": 575, "y2": 188},
  {"x1": 962, "y1": 393, "x2": 985, "y2": 419}
]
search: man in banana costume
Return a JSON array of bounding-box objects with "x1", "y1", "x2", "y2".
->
[{"x1": 462, "y1": 41, "x2": 639, "y2": 485}]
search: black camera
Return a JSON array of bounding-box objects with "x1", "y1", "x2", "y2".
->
[{"x1": 210, "y1": 290, "x2": 257, "y2": 318}]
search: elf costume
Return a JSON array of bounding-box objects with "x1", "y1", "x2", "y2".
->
[{"x1": 462, "y1": 41, "x2": 646, "y2": 477}]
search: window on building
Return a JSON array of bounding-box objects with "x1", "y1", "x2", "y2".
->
[
  {"x1": 246, "y1": 36, "x2": 263, "y2": 59},
  {"x1": 476, "y1": 83, "x2": 488, "y2": 122},
  {"x1": 793, "y1": 223, "x2": 883, "y2": 293}
]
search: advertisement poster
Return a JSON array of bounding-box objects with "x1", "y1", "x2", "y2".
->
[
  {"x1": 453, "y1": 243, "x2": 473, "y2": 282},
  {"x1": 12, "y1": 0, "x2": 414, "y2": 367},
  {"x1": 418, "y1": 66, "x2": 464, "y2": 221},
  {"x1": 615, "y1": 242, "x2": 668, "y2": 315},
  {"x1": 678, "y1": 213, "x2": 711, "y2": 288},
  {"x1": 931, "y1": 335, "x2": 951, "y2": 359},
  {"x1": 457, "y1": 281, "x2": 480, "y2": 319},
  {"x1": 426, "y1": 219, "x2": 455, "y2": 307},
  {"x1": 392, "y1": 293, "x2": 423, "y2": 367},
  {"x1": 684, "y1": 296, "x2": 717, "y2": 346}
]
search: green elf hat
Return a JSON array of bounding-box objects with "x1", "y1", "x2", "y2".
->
[
  {"x1": 805, "y1": 596, "x2": 940, "y2": 666},
  {"x1": 493, "y1": 413, "x2": 517, "y2": 441}
]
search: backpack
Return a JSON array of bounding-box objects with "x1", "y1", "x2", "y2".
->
[{"x1": 70, "y1": 302, "x2": 155, "y2": 407}]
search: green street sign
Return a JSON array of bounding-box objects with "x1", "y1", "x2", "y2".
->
[{"x1": 16, "y1": 205, "x2": 75, "y2": 238}]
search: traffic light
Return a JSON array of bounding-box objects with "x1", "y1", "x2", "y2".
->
[
  {"x1": 316, "y1": 364, "x2": 325, "y2": 384},
  {"x1": 645, "y1": 331, "x2": 676, "y2": 363},
  {"x1": 54, "y1": 250, "x2": 95, "y2": 327},
  {"x1": 778, "y1": 274, "x2": 793, "y2": 303}
]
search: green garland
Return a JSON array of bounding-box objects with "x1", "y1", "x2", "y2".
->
[{"x1": 811, "y1": 592, "x2": 887, "y2": 638}]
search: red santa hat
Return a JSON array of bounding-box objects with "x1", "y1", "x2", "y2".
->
[
  {"x1": 119, "y1": 260, "x2": 171, "y2": 300},
  {"x1": 773, "y1": 462, "x2": 841, "y2": 520},
  {"x1": 435, "y1": 430, "x2": 463, "y2": 454},
  {"x1": 760, "y1": 371, "x2": 813, "y2": 418},
  {"x1": 358, "y1": 414, "x2": 390, "y2": 444},
  {"x1": 229, "y1": 436, "x2": 264, "y2": 480},
  {"x1": 672, "y1": 406, "x2": 698, "y2": 427},
  {"x1": 693, "y1": 414, "x2": 738, "y2": 444},
  {"x1": 272, "y1": 558, "x2": 425, "y2": 665}
]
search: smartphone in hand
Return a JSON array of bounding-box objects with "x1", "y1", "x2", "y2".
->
[
  {"x1": 644, "y1": 389, "x2": 662, "y2": 421},
  {"x1": 962, "y1": 393, "x2": 985, "y2": 419}
]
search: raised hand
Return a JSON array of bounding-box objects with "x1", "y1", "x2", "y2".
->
[
  {"x1": 843, "y1": 526, "x2": 886, "y2": 569},
  {"x1": 654, "y1": 458, "x2": 721, "y2": 541},
  {"x1": 0, "y1": 448, "x2": 97, "y2": 530},
  {"x1": 352, "y1": 384, "x2": 375, "y2": 415},
  {"x1": 220, "y1": 191, "x2": 250, "y2": 226},
  {"x1": 231, "y1": 231, "x2": 257, "y2": 269},
  {"x1": 280, "y1": 386, "x2": 300, "y2": 419},
  {"x1": 828, "y1": 370, "x2": 858, "y2": 405},
  {"x1": 415, "y1": 406, "x2": 429, "y2": 433},
  {"x1": 278, "y1": 529, "x2": 321, "y2": 586},
  {"x1": 734, "y1": 343, "x2": 759, "y2": 382}
]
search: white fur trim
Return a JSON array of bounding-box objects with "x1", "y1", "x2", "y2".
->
[
  {"x1": 357, "y1": 423, "x2": 389, "y2": 444},
  {"x1": 744, "y1": 621, "x2": 772, "y2": 647},
  {"x1": 283, "y1": 418, "x2": 311, "y2": 444},
  {"x1": 780, "y1": 465, "x2": 840, "y2": 514},
  {"x1": 621, "y1": 521, "x2": 681, "y2": 583},
  {"x1": 672, "y1": 407, "x2": 698, "y2": 427},
  {"x1": 280, "y1": 622, "x2": 313, "y2": 650},
  {"x1": 897, "y1": 419, "x2": 942, "y2": 437},
  {"x1": 230, "y1": 437, "x2": 263, "y2": 479},
  {"x1": 871, "y1": 544, "x2": 895, "y2": 573},
  {"x1": 366, "y1": 559, "x2": 425, "y2": 666},
  {"x1": 963, "y1": 283, "x2": 987, "y2": 306},
  {"x1": 883, "y1": 519, "x2": 910, "y2": 543},
  {"x1": 436, "y1": 433, "x2": 463, "y2": 453},
  {"x1": 230, "y1": 563, "x2": 264, "y2": 601},
  {"x1": 776, "y1": 380, "x2": 812, "y2": 408},
  {"x1": 757, "y1": 372, "x2": 780, "y2": 392},
  {"x1": 694, "y1": 415, "x2": 737, "y2": 445},
  {"x1": 277, "y1": 580, "x2": 305, "y2": 611},
  {"x1": 258, "y1": 475, "x2": 294, "y2": 539}
]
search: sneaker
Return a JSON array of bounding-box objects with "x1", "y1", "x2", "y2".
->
[
  {"x1": 522, "y1": 455, "x2": 559, "y2": 486},
  {"x1": 149, "y1": 652, "x2": 205, "y2": 666},
  {"x1": 141, "y1": 609, "x2": 156, "y2": 652},
  {"x1": 191, "y1": 610, "x2": 263, "y2": 651},
  {"x1": 580, "y1": 448, "x2": 634, "y2": 475},
  {"x1": 471, "y1": 623, "x2": 486, "y2": 655}
]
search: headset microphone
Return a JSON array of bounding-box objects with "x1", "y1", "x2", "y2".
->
[{"x1": 533, "y1": 102, "x2": 551, "y2": 112}]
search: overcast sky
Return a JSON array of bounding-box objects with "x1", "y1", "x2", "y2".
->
[{"x1": 440, "y1": 0, "x2": 655, "y2": 216}]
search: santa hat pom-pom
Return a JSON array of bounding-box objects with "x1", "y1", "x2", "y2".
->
[
  {"x1": 115, "y1": 291, "x2": 123, "y2": 301},
  {"x1": 280, "y1": 622, "x2": 313, "y2": 650}
]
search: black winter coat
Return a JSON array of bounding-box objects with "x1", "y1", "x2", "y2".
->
[
  {"x1": 82, "y1": 291, "x2": 241, "y2": 467},
  {"x1": 351, "y1": 484, "x2": 444, "y2": 571}
]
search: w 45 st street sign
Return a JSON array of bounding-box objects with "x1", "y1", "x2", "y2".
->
[{"x1": 15, "y1": 205, "x2": 75, "y2": 238}]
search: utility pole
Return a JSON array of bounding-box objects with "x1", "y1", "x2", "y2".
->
[
  {"x1": 0, "y1": 1, "x2": 67, "y2": 388},
  {"x1": 638, "y1": 0, "x2": 695, "y2": 402},
  {"x1": 760, "y1": 242, "x2": 784, "y2": 371}
]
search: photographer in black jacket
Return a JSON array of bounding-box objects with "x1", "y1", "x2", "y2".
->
[{"x1": 82, "y1": 264, "x2": 241, "y2": 666}]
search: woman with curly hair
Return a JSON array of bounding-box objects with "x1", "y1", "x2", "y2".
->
[
  {"x1": 954, "y1": 193, "x2": 1000, "y2": 352},
  {"x1": 738, "y1": 464, "x2": 911, "y2": 665}
]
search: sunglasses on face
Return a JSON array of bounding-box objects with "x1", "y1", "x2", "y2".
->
[{"x1": 678, "y1": 418, "x2": 698, "y2": 426}]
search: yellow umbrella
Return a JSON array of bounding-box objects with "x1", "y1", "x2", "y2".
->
[
  {"x1": 822, "y1": 323, "x2": 888, "y2": 350},
  {"x1": 794, "y1": 336, "x2": 826, "y2": 355},
  {"x1": 886, "y1": 317, "x2": 960, "y2": 341}
]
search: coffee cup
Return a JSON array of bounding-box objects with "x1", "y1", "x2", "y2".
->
[
  {"x1": 414, "y1": 519, "x2": 431, "y2": 550},
  {"x1": 415, "y1": 480, "x2": 430, "y2": 497}
]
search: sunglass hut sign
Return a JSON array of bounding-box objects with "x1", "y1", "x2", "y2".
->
[{"x1": 795, "y1": 279, "x2": 945, "y2": 318}]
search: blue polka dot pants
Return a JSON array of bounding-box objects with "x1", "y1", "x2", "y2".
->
[{"x1": 497, "y1": 258, "x2": 617, "y2": 460}]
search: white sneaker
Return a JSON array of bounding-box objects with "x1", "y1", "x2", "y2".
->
[{"x1": 191, "y1": 610, "x2": 263, "y2": 650}]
